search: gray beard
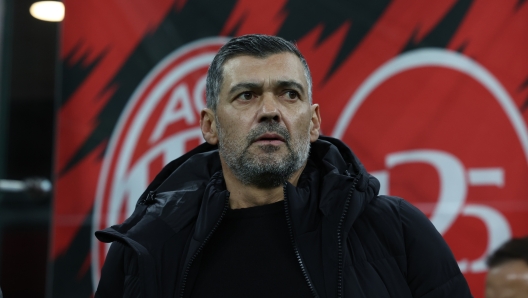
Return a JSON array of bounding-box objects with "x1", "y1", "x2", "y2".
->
[{"x1": 217, "y1": 117, "x2": 310, "y2": 188}]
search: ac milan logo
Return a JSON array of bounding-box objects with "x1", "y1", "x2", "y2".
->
[
  {"x1": 333, "y1": 48, "x2": 528, "y2": 287},
  {"x1": 91, "y1": 37, "x2": 228, "y2": 285}
]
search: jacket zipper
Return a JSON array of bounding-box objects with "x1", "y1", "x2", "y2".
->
[
  {"x1": 336, "y1": 172, "x2": 360, "y2": 298},
  {"x1": 283, "y1": 183, "x2": 319, "y2": 298},
  {"x1": 179, "y1": 193, "x2": 230, "y2": 298}
]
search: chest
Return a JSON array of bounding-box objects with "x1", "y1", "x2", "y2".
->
[{"x1": 186, "y1": 203, "x2": 314, "y2": 297}]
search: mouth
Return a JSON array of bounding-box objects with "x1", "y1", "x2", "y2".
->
[{"x1": 253, "y1": 133, "x2": 286, "y2": 146}]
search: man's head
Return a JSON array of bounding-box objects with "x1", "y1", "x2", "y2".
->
[
  {"x1": 200, "y1": 34, "x2": 321, "y2": 188},
  {"x1": 205, "y1": 34, "x2": 313, "y2": 111},
  {"x1": 486, "y1": 236, "x2": 528, "y2": 298}
]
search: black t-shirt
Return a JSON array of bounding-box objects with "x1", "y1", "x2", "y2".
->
[{"x1": 188, "y1": 200, "x2": 313, "y2": 297}]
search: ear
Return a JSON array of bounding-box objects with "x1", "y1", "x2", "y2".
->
[
  {"x1": 309, "y1": 104, "x2": 321, "y2": 143},
  {"x1": 200, "y1": 108, "x2": 219, "y2": 145}
]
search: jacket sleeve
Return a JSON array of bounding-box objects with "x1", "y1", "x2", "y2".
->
[
  {"x1": 95, "y1": 241, "x2": 140, "y2": 298},
  {"x1": 399, "y1": 199, "x2": 473, "y2": 298}
]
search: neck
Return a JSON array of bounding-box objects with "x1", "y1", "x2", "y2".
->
[{"x1": 221, "y1": 160, "x2": 305, "y2": 209}]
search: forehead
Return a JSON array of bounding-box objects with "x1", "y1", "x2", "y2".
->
[
  {"x1": 487, "y1": 262, "x2": 528, "y2": 298},
  {"x1": 220, "y1": 52, "x2": 308, "y2": 91},
  {"x1": 487, "y1": 260, "x2": 528, "y2": 284}
]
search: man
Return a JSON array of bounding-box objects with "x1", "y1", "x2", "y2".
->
[
  {"x1": 486, "y1": 237, "x2": 528, "y2": 298},
  {"x1": 95, "y1": 34, "x2": 472, "y2": 297}
]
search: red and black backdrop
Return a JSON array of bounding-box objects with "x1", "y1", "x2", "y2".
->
[{"x1": 50, "y1": 0, "x2": 528, "y2": 296}]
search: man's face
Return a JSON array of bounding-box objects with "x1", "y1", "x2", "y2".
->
[
  {"x1": 211, "y1": 52, "x2": 319, "y2": 188},
  {"x1": 486, "y1": 260, "x2": 528, "y2": 298}
]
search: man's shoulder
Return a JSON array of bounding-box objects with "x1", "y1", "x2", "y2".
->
[
  {"x1": 95, "y1": 184, "x2": 206, "y2": 246},
  {"x1": 359, "y1": 195, "x2": 434, "y2": 231},
  {"x1": 361, "y1": 195, "x2": 404, "y2": 219},
  {"x1": 353, "y1": 195, "x2": 406, "y2": 239},
  {"x1": 352, "y1": 195, "x2": 438, "y2": 248}
]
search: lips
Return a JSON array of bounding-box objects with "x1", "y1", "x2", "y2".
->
[{"x1": 253, "y1": 133, "x2": 286, "y2": 145}]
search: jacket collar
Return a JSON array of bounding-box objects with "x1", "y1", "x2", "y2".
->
[
  {"x1": 108, "y1": 136, "x2": 380, "y2": 235},
  {"x1": 97, "y1": 136, "x2": 380, "y2": 237}
]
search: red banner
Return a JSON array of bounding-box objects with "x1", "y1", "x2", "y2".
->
[{"x1": 51, "y1": 0, "x2": 528, "y2": 297}]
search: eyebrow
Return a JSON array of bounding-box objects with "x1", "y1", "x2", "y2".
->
[
  {"x1": 228, "y1": 82, "x2": 262, "y2": 97},
  {"x1": 276, "y1": 80, "x2": 305, "y2": 95},
  {"x1": 228, "y1": 80, "x2": 305, "y2": 97}
]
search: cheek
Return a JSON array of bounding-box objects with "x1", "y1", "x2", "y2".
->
[
  {"x1": 219, "y1": 118, "x2": 248, "y2": 141},
  {"x1": 222, "y1": 109, "x2": 253, "y2": 127},
  {"x1": 295, "y1": 112, "x2": 313, "y2": 134}
]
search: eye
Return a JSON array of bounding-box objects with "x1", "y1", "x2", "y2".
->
[
  {"x1": 237, "y1": 91, "x2": 255, "y2": 101},
  {"x1": 285, "y1": 90, "x2": 300, "y2": 100}
]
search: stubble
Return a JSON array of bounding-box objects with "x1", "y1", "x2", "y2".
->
[{"x1": 216, "y1": 115, "x2": 310, "y2": 188}]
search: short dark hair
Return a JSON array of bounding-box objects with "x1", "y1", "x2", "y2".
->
[
  {"x1": 487, "y1": 236, "x2": 528, "y2": 268},
  {"x1": 205, "y1": 34, "x2": 312, "y2": 111}
]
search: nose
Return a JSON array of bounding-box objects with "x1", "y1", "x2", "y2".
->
[{"x1": 258, "y1": 93, "x2": 281, "y2": 123}]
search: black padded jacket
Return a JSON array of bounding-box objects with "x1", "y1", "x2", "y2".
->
[{"x1": 95, "y1": 136, "x2": 473, "y2": 298}]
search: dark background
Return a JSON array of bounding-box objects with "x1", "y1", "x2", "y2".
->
[{"x1": 0, "y1": 0, "x2": 56, "y2": 296}]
